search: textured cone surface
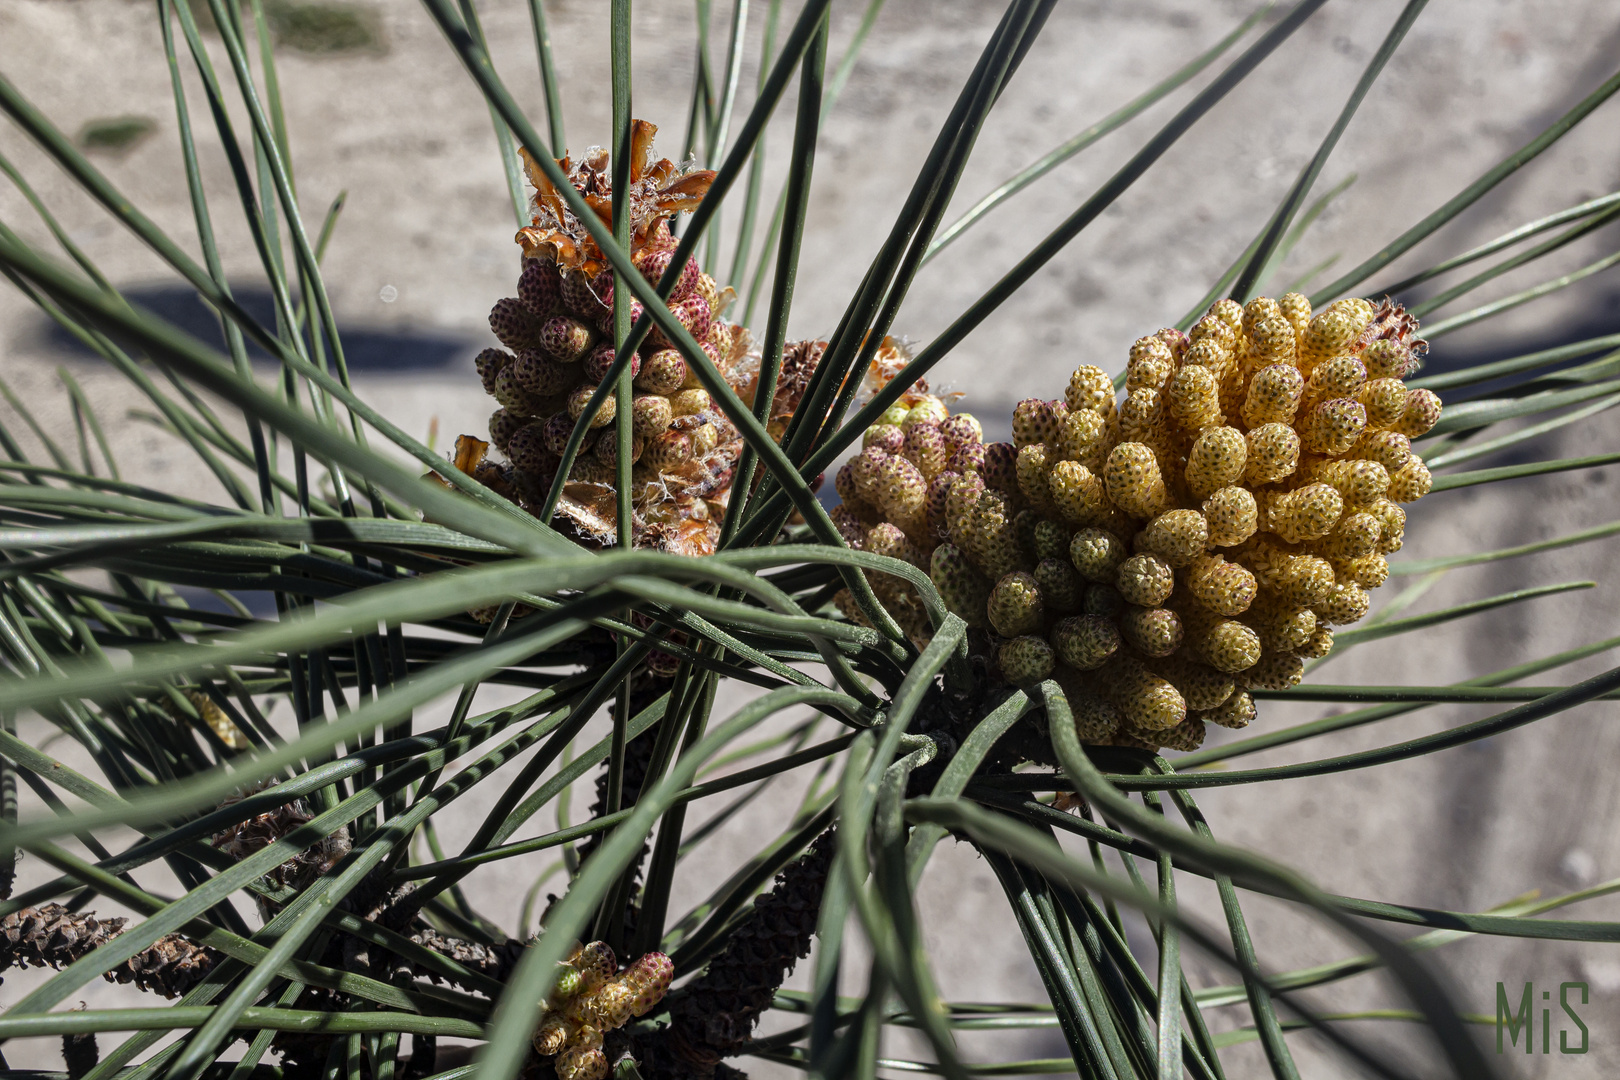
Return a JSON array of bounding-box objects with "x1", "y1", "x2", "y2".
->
[
  {"x1": 819, "y1": 295, "x2": 1436, "y2": 751},
  {"x1": 643, "y1": 831, "x2": 837, "y2": 1079}
]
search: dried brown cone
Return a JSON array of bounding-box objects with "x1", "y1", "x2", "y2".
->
[
  {"x1": 641, "y1": 828, "x2": 837, "y2": 1079},
  {"x1": 0, "y1": 905, "x2": 220, "y2": 998},
  {"x1": 408, "y1": 927, "x2": 529, "y2": 984}
]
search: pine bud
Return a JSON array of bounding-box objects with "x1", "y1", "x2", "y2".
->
[
  {"x1": 1208, "y1": 297, "x2": 1245, "y2": 336},
  {"x1": 1246, "y1": 315, "x2": 1298, "y2": 370},
  {"x1": 875, "y1": 455, "x2": 928, "y2": 522},
  {"x1": 1312, "y1": 458, "x2": 1390, "y2": 506},
  {"x1": 1016, "y1": 443, "x2": 1056, "y2": 512},
  {"x1": 1317, "y1": 510, "x2": 1381, "y2": 560},
  {"x1": 542, "y1": 411, "x2": 576, "y2": 455},
  {"x1": 1069, "y1": 687, "x2": 1123, "y2": 741},
  {"x1": 1356, "y1": 377, "x2": 1408, "y2": 427},
  {"x1": 507, "y1": 423, "x2": 554, "y2": 478},
  {"x1": 1121, "y1": 606, "x2": 1183, "y2": 657},
  {"x1": 1083, "y1": 583, "x2": 1126, "y2": 619},
  {"x1": 631, "y1": 394, "x2": 675, "y2": 438},
  {"x1": 1298, "y1": 307, "x2": 1362, "y2": 374},
  {"x1": 490, "y1": 368, "x2": 538, "y2": 415},
  {"x1": 634, "y1": 247, "x2": 700, "y2": 300},
  {"x1": 1241, "y1": 295, "x2": 1283, "y2": 337},
  {"x1": 982, "y1": 442, "x2": 1020, "y2": 494},
  {"x1": 930, "y1": 544, "x2": 992, "y2": 628},
  {"x1": 1167, "y1": 364, "x2": 1224, "y2": 432},
  {"x1": 540, "y1": 315, "x2": 596, "y2": 361},
  {"x1": 1116, "y1": 553, "x2": 1175, "y2": 607},
  {"x1": 555, "y1": 1047, "x2": 607, "y2": 1080},
  {"x1": 1035, "y1": 557, "x2": 1085, "y2": 614},
  {"x1": 1033, "y1": 519, "x2": 1072, "y2": 561},
  {"x1": 1000, "y1": 636, "x2": 1056, "y2": 686},
  {"x1": 1247, "y1": 599, "x2": 1315, "y2": 653},
  {"x1": 570, "y1": 941, "x2": 618, "y2": 989},
  {"x1": 1052, "y1": 615, "x2": 1121, "y2": 670},
  {"x1": 1105, "y1": 656, "x2": 1186, "y2": 731},
  {"x1": 1070, "y1": 528, "x2": 1128, "y2": 582},
  {"x1": 988, "y1": 571, "x2": 1045, "y2": 638},
  {"x1": 1066, "y1": 365, "x2": 1116, "y2": 416},
  {"x1": 1186, "y1": 553, "x2": 1258, "y2": 616},
  {"x1": 1387, "y1": 458, "x2": 1432, "y2": 502},
  {"x1": 1244, "y1": 423, "x2": 1301, "y2": 485},
  {"x1": 1055, "y1": 409, "x2": 1110, "y2": 470},
  {"x1": 1303, "y1": 356, "x2": 1367, "y2": 411},
  {"x1": 1242, "y1": 363, "x2": 1305, "y2": 427},
  {"x1": 904, "y1": 422, "x2": 950, "y2": 480},
  {"x1": 1316, "y1": 581, "x2": 1371, "y2": 625},
  {"x1": 1137, "y1": 509, "x2": 1209, "y2": 568},
  {"x1": 489, "y1": 408, "x2": 522, "y2": 450},
  {"x1": 1391, "y1": 388, "x2": 1442, "y2": 437},
  {"x1": 1127, "y1": 352, "x2": 1173, "y2": 394},
  {"x1": 475, "y1": 346, "x2": 513, "y2": 388},
  {"x1": 1336, "y1": 552, "x2": 1389, "y2": 588},
  {"x1": 568, "y1": 386, "x2": 617, "y2": 428},
  {"x1": 1297, "y1": 624, "x2": 1335, "y2": 659},
  {"x1": 904, "y1": 396, "x2": 951, "y2": 428},
  {"x1": 1262, "y1": 482, "x2": 1343, "y2": 543},
  {"x1": 1156, "y1": 654, "x2": 1235, "y2": 711},
  {"x1": 1048, "y1": 460, "x2": 1109, "y2": 526},
  {"x1": 1202, "y1": 486, "x2": 1258, "y2": 547},
  {"x1": 1352, "y1": 429, "x2": 1414, "y2": 474},
  {"x1": 582, "y1": 342, "x2": 639, "y2": 384},
  {"x1": 1357, "y1": 339, "x2": 1406, "y2": 380},
  {"x1": 942, "y1": 442, "x2": 983, "y2": 477},
  {"x1": 1118, "y1": 387, "x2": 1165, "y2": 444},
  {"x1": 644, "y1": 429, "x2": 694, "y2": 471},
  {"x1": 636, "y1": 349, "x2": 687, "y2": 395},
  {"x1": 926, "y1": 471, "x2": 959, "y2": 537},
  {"x1": 1185, "y1": 426, "x2": 1247, "y2": 498},
  {"x1": 1273, "y1": 552, "x2": 1336, "y2": 608},
  {"x1": 865, "y1": 522, "x2": 923, "y2": 569},
  {"x1": 1278, "y1": 292, "x2": 1312, "y2": 343},
  {"x1": 1299, "y1": 398, "x2": 1368, "y2": 455},
  {"x1": 621, "y1": 952, "x2": 674, "y2": 1016},
  {"x1": 940, "y1": 413, "x2": 984, "y2": 450},
  {"x1": 1012, "y1": 399, "x2": 1055, "y2": 448},
  {"x1": 1202, "y1": 688, "x2": 1255, "y2": 728},
  {"x1": 534, "y1": 1018, "x2": 572, "y2": 1056},
  {"x1": 490, "y1": 297, "x2": 542, "y2": 349},
  {"x1": 1244, "y1": 651, "x2": 1304, "y2": 691},
  {"x1": 1105, "y1": 443, "x2": 1170, "y2": 518},
  {"x1": 864, "y1": 423, "x2": 905, "y2": 453},
  {"x1": 1154, "y1": 716, "x2": 1207, "y2": 753},
  {"x1": 513, "y1": 349, "x2": 575, "y2": 396},
  {"x1": 518, "y1": 258, "x2": 564, "y2": 314},
  {"x1": 1192, "y1": 618, "x2": 1262, "y2": 673}
]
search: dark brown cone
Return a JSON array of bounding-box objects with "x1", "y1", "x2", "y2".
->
[
  {"x1": 408, "y1": 927, "x2": 528, "y2": 984},
  {"x1": 0, "y1": 905, "x2": 220, "y2": 998},
  {"x1": 640, "y1": 829, "x2": 836, "y2": 1080},
  {"x1": 1, "y1": 904, "x2": 126, "y2": 974}
]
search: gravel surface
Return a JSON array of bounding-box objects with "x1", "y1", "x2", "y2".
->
[{"x1": 2, "y1": 1, "x2": 1619, "y2": 1076}]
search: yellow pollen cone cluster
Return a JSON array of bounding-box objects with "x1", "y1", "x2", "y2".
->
[
  {"x1": 532, "y1": 942, "x2": 674, "y2": 1080},
  {"x1": 832, "y1": 294, "x2": 1438, "y2": 752}
]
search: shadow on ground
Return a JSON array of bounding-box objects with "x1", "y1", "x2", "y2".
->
[{"x1": 34, "y1": 281, "x2": 472, "y2": 372}]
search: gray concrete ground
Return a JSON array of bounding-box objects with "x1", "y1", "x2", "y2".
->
[{"x1": 3, "y1": 0, "x2": 1620, "y2": 1076}]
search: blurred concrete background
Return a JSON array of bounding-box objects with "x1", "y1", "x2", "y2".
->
[{"x1": 2, "y1": 0, "x2": 1620, "y2": 1076}]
